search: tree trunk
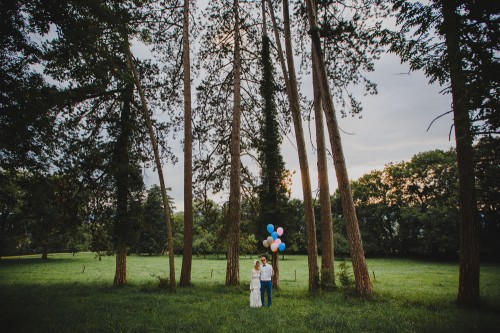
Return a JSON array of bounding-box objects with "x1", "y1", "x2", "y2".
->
[
  {"x1": 113, "y1": 84, "x2": 132, "y2": 286},
  {"x1": 312, "y1": 43, "x2": 335, "y2": 290},
  {"x1": 226, "y1": 0, "x2": 242, "y2": 286},
  {"x1": 272, "y1": 251, "x2": 280, "y2": 288},
  {"x1": 125, "y1": 46, "x2": 176, "y2": 289},
  {"x1": 114, "y1": 238, "x2": 127, "y2": 287},
  {"x1": 305, "y1": 0, "x2": 372, "y2": 296},
  {"x1": 282, "y1": 0, "x2": 319, "y2": 292},
  {"x1": 0, "y1": 212, "x2": 8, "y2": 258},
  {"x1": 180, "y1": 0, "x2": 194, "y2": 288},
  {"x1": 41, "y1": 243, "x2": 48, "y2": 260},
  {"x1": 441, "y1": 0, "x2": 480, "y2": 306}
]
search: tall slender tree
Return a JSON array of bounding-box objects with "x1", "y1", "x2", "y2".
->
[
  {"x1": 441, "y1": 0, "x2": 479, "y2": 305},
  {"x1": 387, "y1": 0, "x2": 499, "y2": 305},
  {"x1": 304, "y1": 0, "x2": 373, "y2": 296},
  {"x1": 180, "y1": 0, "x2": 194, "y2": 287},
  {"x1": 257, "y1": 0, "x2": 289, "y2": 288},
  {"x1": 113, "y1": 84, "x2": 135, "y2": 286},
  {"x1": 266, "y1": 0, "x2": 320, "y2": 291},
  {"x1": 312, "y1": 43, "x2": 335, "y2": 290},
  {"x1": 125, "y1": 45, "x2": 176, "y2": 289},
  {"x1": 226, "y1": 0, "x2": 243, "y2": 286}
]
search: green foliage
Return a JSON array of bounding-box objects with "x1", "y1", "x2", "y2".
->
[
  {"x1": 240, "y1": 233, "x2": 258, "y2": 256},
  {"x1": 135, "y1": 185, "x2": 167, "y2": 255},
  {"x1": 475, "y1": 136, "x2": 500, "y2": 259},
  {"x1": 337, "y1": 260, "x2": 355, "y2": 291},
  {"x1": 332, "y1": 149, "x2": 465, "y2": 258},
  {"x1": 387, "y1": 0, "x2": 499, "y2": 136}
]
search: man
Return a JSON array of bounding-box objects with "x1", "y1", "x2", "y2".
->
[{"x1": 260, "y1": 255, "x2": 273, "y2": 307}]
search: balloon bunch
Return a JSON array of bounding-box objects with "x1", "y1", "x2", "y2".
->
[{"x1": 262, "y1": 224, "x2": 286, "y2": 253}]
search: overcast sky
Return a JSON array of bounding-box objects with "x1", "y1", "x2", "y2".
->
[{"x1": 142, "y1": 2, "x2": 456, "y2": 212}]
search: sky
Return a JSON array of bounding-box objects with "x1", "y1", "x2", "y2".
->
[{"x1": 142, "y1": 2, "x2": 456, "y2": 212}]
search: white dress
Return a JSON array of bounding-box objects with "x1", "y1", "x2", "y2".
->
[{"x1": 250, "y1": 269, "x2": 262, "y2": 307}]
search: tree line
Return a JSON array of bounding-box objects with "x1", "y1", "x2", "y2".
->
[
  {"x1": 1, "y1": 0, "x2": 498, "y2": 305},
  {"x1": 2, "y1": 143, "x2": 498, "y2": 259}
]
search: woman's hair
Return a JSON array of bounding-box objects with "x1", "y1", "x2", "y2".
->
[{"x1": 254, "y1": 260, "x2": 260, "y2": 267}]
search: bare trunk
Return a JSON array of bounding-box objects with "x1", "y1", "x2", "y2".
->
[
  {"x1": 312, "y1": 44, "x2": 335, "y2": 290},
  {"x1": 226, "y1": 0, "x2": 242, "y2": 286},
  {"x1": 113, "y1": 85, "x2": 131, "y2": 286},
  {"x1": 267, "y1": 0, "x2": 319, "y2": 291},
  {"x1": 282, "y1": 0, "x2": 319, "y2": 292},
  {"x1": 113, "y1": 239, "x2": 127, "y2": 287},
  {"x1": 125, "y1": 46, "x2": 176, "y2": 289},
  {"x1": 441, "y1": 0, "x2": 480, "y2": 305},
  {"x1": 305, "y1": 0, "x2": 372, "y2": 296},
  {"x1": 180, "y1": 0, "x2": 194, "y2": 288}
]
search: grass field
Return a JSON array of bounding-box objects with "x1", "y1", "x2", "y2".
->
[{"x1": 0, "y1": 253, "x2": 499, "y2": 332}]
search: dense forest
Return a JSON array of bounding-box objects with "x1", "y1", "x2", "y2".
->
[{"x1": 1, "y1": 0, "x2": 498, "y2": 304}]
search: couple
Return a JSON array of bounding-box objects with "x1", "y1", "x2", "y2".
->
[{"x1": 250, "y1": 256, "x2": 273, "y2": 308}]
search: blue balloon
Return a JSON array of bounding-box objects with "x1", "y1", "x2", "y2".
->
[
  {"x1": 278, "y1": 243, "x2": 286, "y2": 251},
  {"x1": 271, "y1": 231, "x2": 278, "y2": 240},
  {"x1": 266, "y1": 224, "x2": 274, "y2": 234}
]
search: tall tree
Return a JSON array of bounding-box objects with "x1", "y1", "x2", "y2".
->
[
  {"x1": 312, "y1": 43, "x2": 335, "y2": 290},
  {"x1": 35, "y1": 0, "x2": 175, "y2": 286},
  {"x1": 180, "y1": 0, "x2": 194, "y2": 287},
  {"x1": 226, "y1": 0, "x2": 243, "y2": 286},
  {"x1": 266, "y1": 0, "x2": 320, "y2": 291},
  {"x1": 441, "y1": 0, "x2": 479, "y2": 305},
  {"x1": 304, "y1": 0, "x2": 373, "y2": 296},
  {"x1": 387, "y1": 0, "x2": 499, "y2": 305},
  {"x1": 125, "y1": 45, "x2": 176, "y2": 289},
  {"x1": 257, "y1": 0, "x2": 289, "y2": 288},
  {"x1": 113, "y1": 84, "x2": 134, "y2": 286}
]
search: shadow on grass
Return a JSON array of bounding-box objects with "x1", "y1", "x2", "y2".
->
[{"x1": 2, "y1": 281, "x2": 500, "y2": 333}]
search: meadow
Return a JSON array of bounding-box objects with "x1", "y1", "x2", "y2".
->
[{"x1": 0, "y1": 253, "x2": 499, "y2": 332}]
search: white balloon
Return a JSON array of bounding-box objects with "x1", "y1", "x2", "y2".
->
[
  {"x1": 270, "y1": 243, "x2": 278, "y2": 252},
  {"x1": 267, "y1": 236, "x2": 274, "y2": 245},
  {"x1": 263, "y1": 240, "x2": 270, "y2": 248}
]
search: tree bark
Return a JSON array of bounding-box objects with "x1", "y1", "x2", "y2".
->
[
  {"x1": 226, "y1": 0, "x2": 242, "y2": 286},
  {"x1": 312, "y1": 43, "x2": 335, "y2": 290},
  {"x1": 441, "y1": 0, "x2": 480, "y2": 305},
  {"x1": 113, "y1": 84, "x2": 132, "y2": 286},
  {"x1": 282, "y1": 0, "x2": 319, "y2": 292},
  {"x1": 180, "y1": 0, "x2": 194, "y2": 288},
  {"x1": 272, "y1": 251, "x2": 280, "y2": 288},
  {"x1": 305, "y1": 0, "x2": 372, "y2": 296},
  {"x1": 114, "y1": 238, "x2": 127, "y2": 287},
  {"x1": 125, "y1": 46, "x2": 176, "y2": 289}
]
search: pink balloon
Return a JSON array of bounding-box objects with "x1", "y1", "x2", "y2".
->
[
  {"x1": 274, "y1": 238, "x2": 282, "y2": 246},
  {"x1": 277, "y1": 227, "x2": 283, "y2": 236}
]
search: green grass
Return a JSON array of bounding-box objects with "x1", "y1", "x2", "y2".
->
[{"x1": 0, "y1": 253, "x2": 499, "y2": 332}]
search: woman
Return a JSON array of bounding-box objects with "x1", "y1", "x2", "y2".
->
[{"x1": 250, "y1": 260, "x2": 262, "y2": 307}]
